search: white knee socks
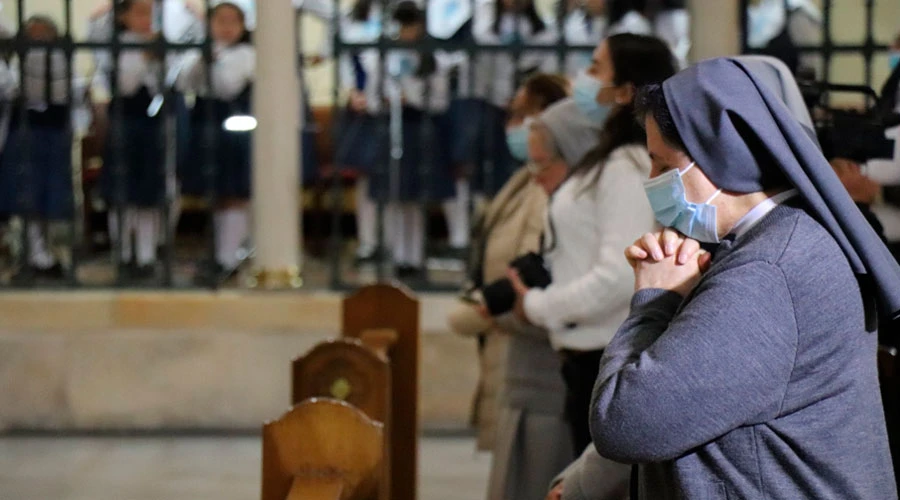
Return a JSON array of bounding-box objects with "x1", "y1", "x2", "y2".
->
[
  {"x1": 214, "y1": 207, "x2": 250, "y2": 271},
  {"x1": 108, "y1": 209, "x2": 135, "y2": 263},
  {"x1": 442, "y1": 178, "x2": 471, "y2": 249},
  {"x1": 134, "y1": 209, "x2": 158, "y2": 266},
  {"x1": 26, "y1": 222, "x2": 55, "y2": 269},
  {"x1": 109, "y1": 208, "x2": 158, "y2": 266},
  {"x1": 388, "y1": 203, "x2": 424, "y2": 268},
  {"x1": 356, "y1": 176, "x2": 378, "y2": 257}
]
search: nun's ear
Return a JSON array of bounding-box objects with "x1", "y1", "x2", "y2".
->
[{"x1": 615, "y1": 82, "x2": 636, "y2": 106}]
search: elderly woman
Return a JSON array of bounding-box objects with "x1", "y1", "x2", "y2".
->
[
  {"x1": 448, "y1": 73, "x2": 570, "y2": 457},
  {"x1": 591, "y1": 57, "x2": 900, "y2": 499},
  {"x1": 480, "y1": 96, "x2": 602, "y2": 500}
]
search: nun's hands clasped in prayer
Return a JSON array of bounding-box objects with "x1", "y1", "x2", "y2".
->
[{"x1": 625, "y1": 227, "x2": 711, "y2": 297}]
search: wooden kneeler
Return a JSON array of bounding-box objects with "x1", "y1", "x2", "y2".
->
[
  {"x1": 261, "y1": 398, "x2": 383, "y2": 500},
  {"x1": 342, "y1": 284, "x2": 419, "y2": 500}
]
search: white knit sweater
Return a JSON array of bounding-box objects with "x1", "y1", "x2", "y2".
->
[{"x1": 523, "y1": 145, "x2": 656, "y2": 351}]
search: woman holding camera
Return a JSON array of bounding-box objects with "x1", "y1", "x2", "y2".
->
[
  {"x1": 479, "y1": 96, "x2": 601, "y2": 500},
  {"x1": 447, "y1": 73, "x2": 569, "y2": 458},
  {"x1": 508, "y1": 33, "x2": 677, "y2": 456}
]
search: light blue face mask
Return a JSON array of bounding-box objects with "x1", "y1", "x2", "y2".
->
[
  {"x1": 506, "y1": 125, "x2": 529, "y2": 162},
  {"x1": 500, "y1": 31, "x2": 523, "y2": 45},
  {"x1": 572, "y1": 71, "x2": 611, "y2": 126},
  {"x1": 388, "y1": 52, "x2": 417, "y2": 78},
  {"x1": 890, "y1": 52, "x2": 900, "y2": 71},
  {"x1": 643, "y1": 162, "x2": 723, "y2": 243}
]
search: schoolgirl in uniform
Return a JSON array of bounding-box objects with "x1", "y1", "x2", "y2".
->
[
  {"x1": 464, "y1": 0, "x2": 557, "y2": 197},
  {"x1": 330, "y1": 0, "x2": 384, "y2": 264},
  {"x1": 427, "y1": 0, "x2": 475, "y2": 257},
  {"x1": 375, "y1": 1, "x2": 456, "y2": 278},
  {"x1": 178, "y1": 1, "x2": 254, "y2": 282},
  {"x1": 0, "y1": 16, "x2": 77, "y2": 279},
  {"x1": 563, "y1": 0, "x2": 607, "y2": 78},
  {"x1": 97, "y1": 0, "x2": 173, "y2": 279}
]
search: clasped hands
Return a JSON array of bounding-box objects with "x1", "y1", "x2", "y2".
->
[
  {"x1": 627, "y1": 228, "x2": 712, "y2": 297},
  {"x1": 493, "y1": 229, "x2": 711, "y2": 325}
]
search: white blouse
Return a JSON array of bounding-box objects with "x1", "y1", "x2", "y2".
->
[
  {"x1": 178, "y1": 43, "x2": 255, "y2": 100},
  {"x1": 524, "y1": 145, "x2": 657, "y2": 351}
]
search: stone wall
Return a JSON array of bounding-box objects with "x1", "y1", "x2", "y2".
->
[{"x1": 0, "y1": 291, "x2": 479, "y2": 432}]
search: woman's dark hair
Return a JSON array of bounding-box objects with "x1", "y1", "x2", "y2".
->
[
  {"x1": 212, "y1": 2, "x2": 252, "y2": 44},
  {"x1": 607, "y1": 0, "x2": 647, "y2": 27},
  {"x1": 579, "y1": 33, "x2": 677, "y2": 170},
  {"x1": 522, "y1": 73, "x2": 570, "y2": 111},
  {"x1": 115, "y1": 0, "x2": 138, "y2": 32},
  {"x1": 492, "y1": 0, "x2": 546, "y2": 37},
  {"x1": 350, "y1": 0, "x2": 375, "y2": 22},
  {"x1": 645, "y1": 0, "x2": 686, "y2": 14},
  {"x1": 393, "y1": 0, "x2": 424, "y2": 26},
  {"x1": 392, "y1": 1, "x2": 435, "y2": 78},
  {"x1": 634, "y1": 82, "x2": 687, "y2": 151}
]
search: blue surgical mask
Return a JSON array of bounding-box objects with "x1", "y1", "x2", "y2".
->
[
  {"x1": 500, "y1": 31, "x2": 523, "y2": 45},
  {"x1": 388, "y1": 52, "x2": 417, "y2": 78},
  {"x1": 506, "y1": 125, "x2": 529, "y2": 162},
  {"x1": 572, "y1": 71, "x2": 611, "y2": 126},
  {"x1": 890, "y1": 52, "x2": 900, "y2": 71},
  {"x1": 642, "y1": 162, "x2": 723, "y2": 243}
]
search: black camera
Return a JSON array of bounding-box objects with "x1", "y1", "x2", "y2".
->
[
  {"x1": 481, "y1": 252, "x2": 552, "y2": 316},
  {"x1": 798, "y1": 80, "x2": 899, "y2": 164}
]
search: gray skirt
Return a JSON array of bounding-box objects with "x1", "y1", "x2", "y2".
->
[{"x1": 487, "y1": 406, "x2": 573, "y2": 500}]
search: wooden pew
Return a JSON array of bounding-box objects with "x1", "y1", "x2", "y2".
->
[
  {"x1": 261, "y1": 398, "x2": 383, "y2": 500},
  {"x1": 342, "y1": 284, "x2": 420, "y2": 500},
  {"x1": 292, "y1": 338, "x2": 392, "y2": 500}
]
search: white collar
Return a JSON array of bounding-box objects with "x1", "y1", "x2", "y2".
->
[{"x1": 729, "y1": 189, "x2": 799, "y2": 239}]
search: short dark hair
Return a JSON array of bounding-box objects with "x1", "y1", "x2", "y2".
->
[
  {"x1": 522, "y1": 73, "x2": 570, "y2": 111},
  {"x1": 393, "y1": 1, "x2": 425, "y2": 26},
  {"x1": 634, "y1": 82, "x2": 687, "y2": 152},
  {"x1": 492, "y1": 0, "x2": 546, "y2": 36}
]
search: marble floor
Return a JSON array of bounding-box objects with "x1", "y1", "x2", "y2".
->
[{"x1": 0, "y1": 436, "x2": 491, "y2": 500}]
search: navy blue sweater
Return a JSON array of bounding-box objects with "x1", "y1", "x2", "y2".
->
[{"x1": 591, "y1": 201, "x2": 897, "y2": 499}]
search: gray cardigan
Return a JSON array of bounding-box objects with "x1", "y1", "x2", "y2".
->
[{"x1": 590, "y1": 201, "x2": 897, "y2": 499}]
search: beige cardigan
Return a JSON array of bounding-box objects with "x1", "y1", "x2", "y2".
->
[{"x1": 447, "y1": 167, "x2": 548, "y2": 450}]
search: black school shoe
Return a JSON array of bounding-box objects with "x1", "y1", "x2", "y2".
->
[
  {"x1": 10, "y1": 264, "x2": 66, "y2": 285},
  {"x1": 193, "y1": 260, "x2": 240, "y2": 287},
  {"x1": 131, "y1": 264, "x2": 157, "y2": 281},
  {"x1": 395, "y1": 264, "x2": 425, "y2": 281}
]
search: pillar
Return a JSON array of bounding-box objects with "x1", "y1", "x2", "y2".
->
[{"x1": 251, "y1": 0, "x2": 302, "y2": 289}]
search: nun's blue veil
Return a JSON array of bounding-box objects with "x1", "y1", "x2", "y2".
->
[{"x1": 661, "y1": 57, "x2": 900, "y2": 321}]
